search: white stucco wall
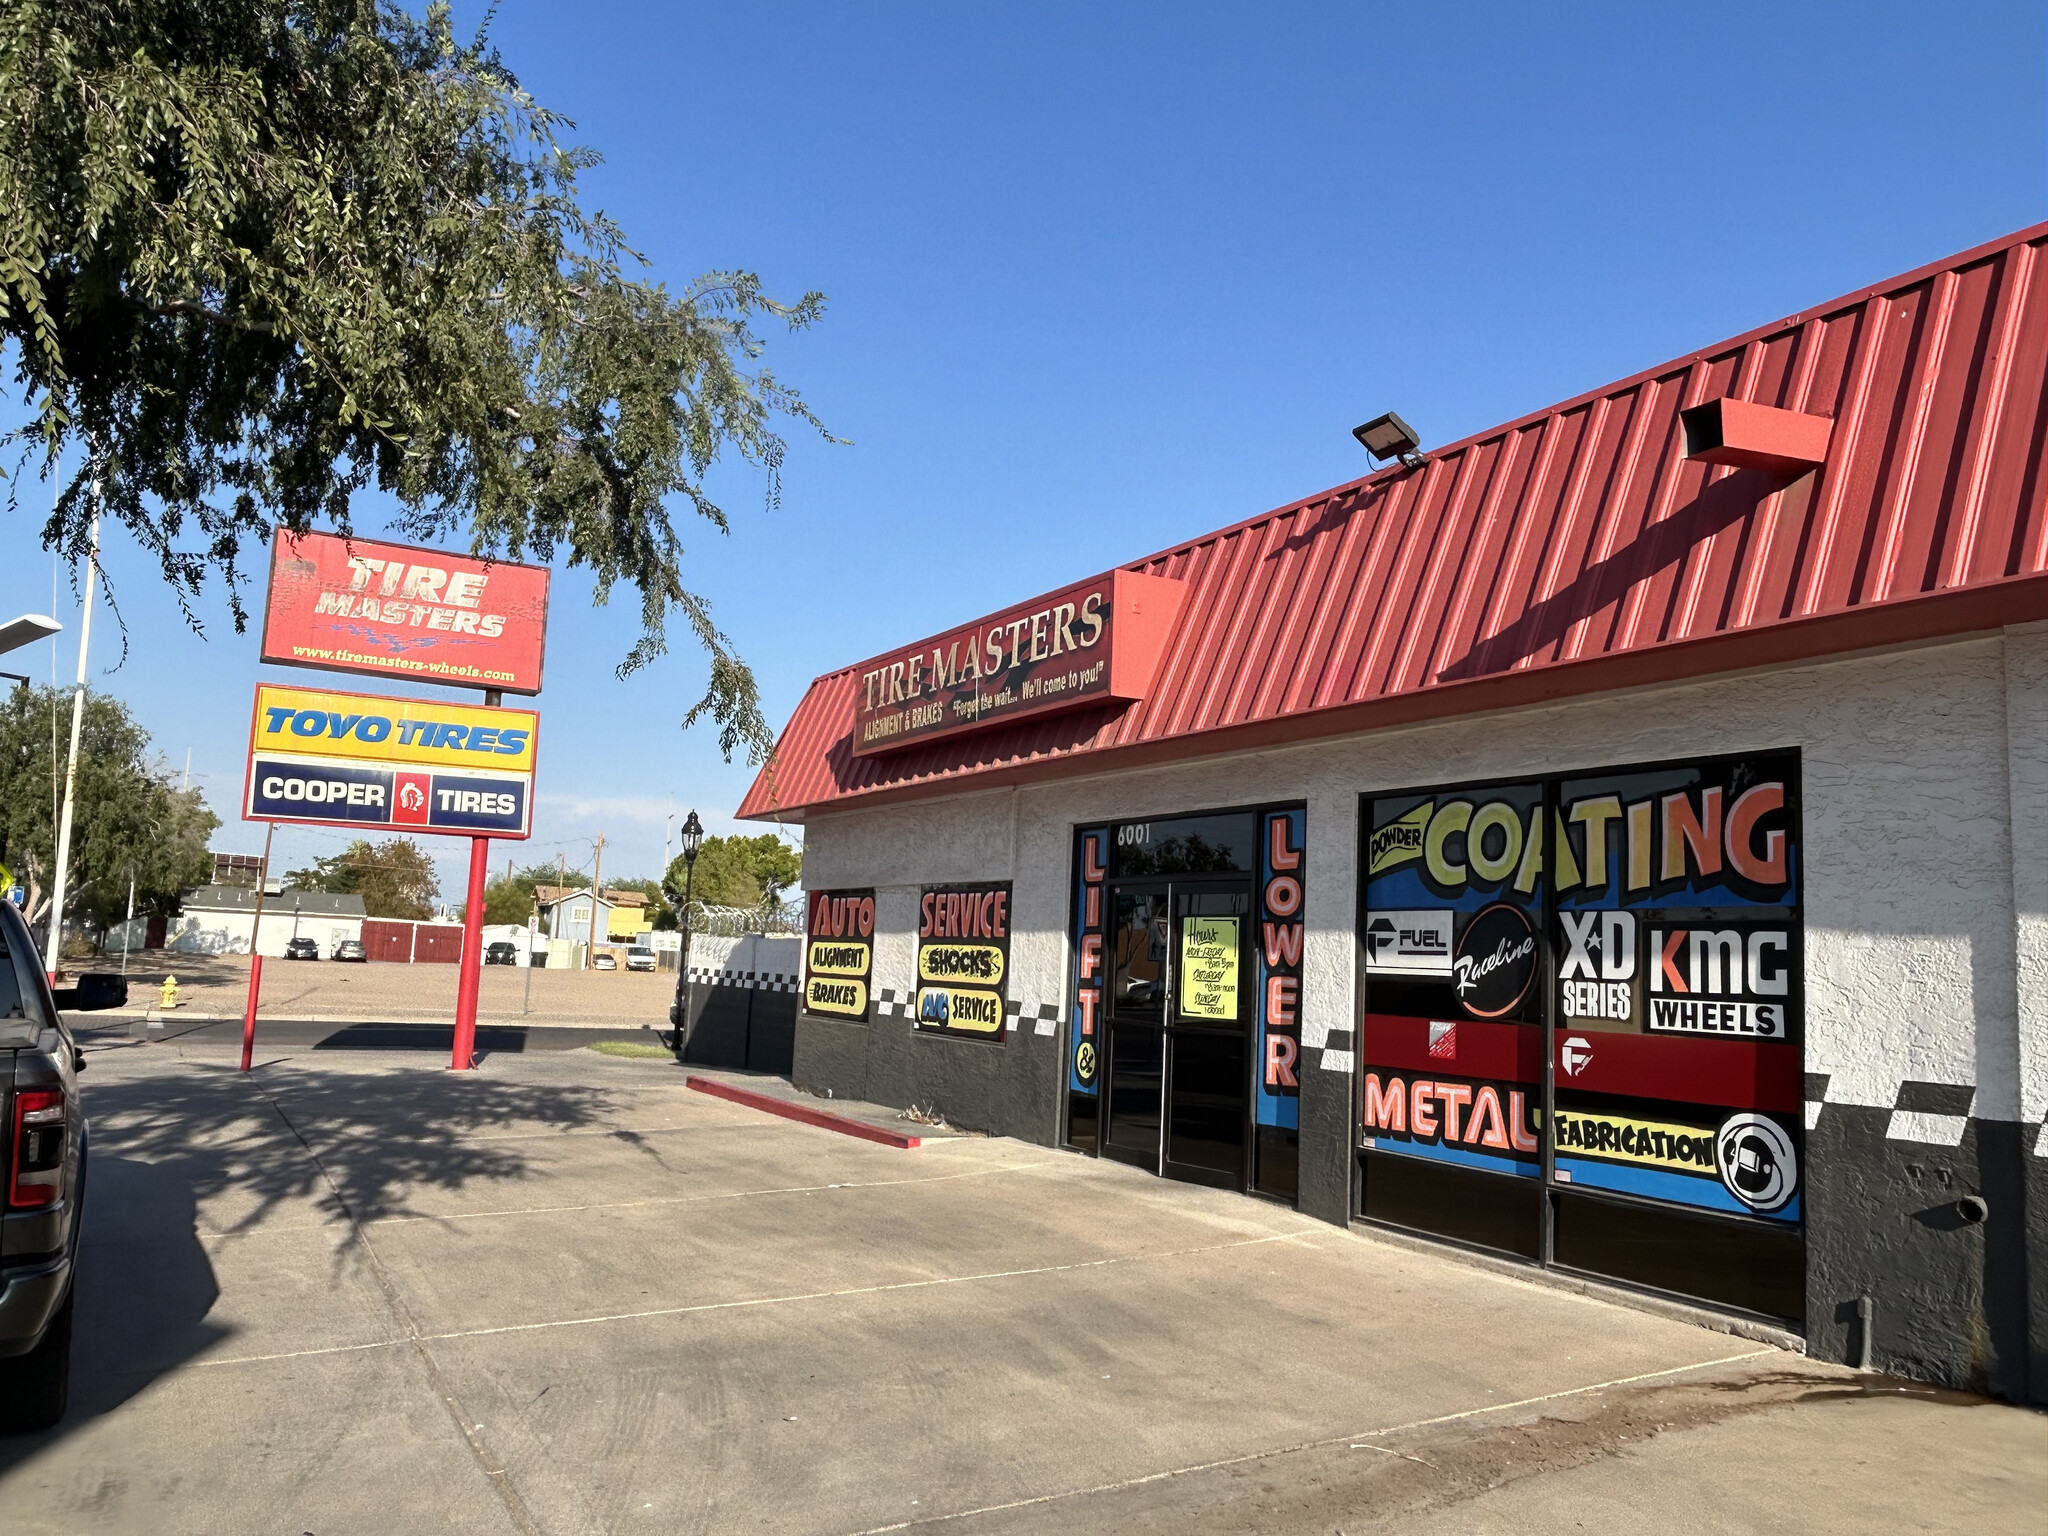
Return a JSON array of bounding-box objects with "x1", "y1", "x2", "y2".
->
[{"x1": 801, "y1": 626, "x2": 2040, "y2": 1128}]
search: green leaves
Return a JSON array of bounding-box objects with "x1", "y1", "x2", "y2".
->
[
  {"x1": 283, "y1": 835, "x2": 439, "y2": 919},
  {"x1": 2, "y1": 0, "x2": 830, "y2": 761},
  {"x1": 0, "y1": 684, "x2": 218, "y2": 931}
]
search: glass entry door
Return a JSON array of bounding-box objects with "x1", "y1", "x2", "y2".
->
[
  {"x1": 1103, "y1": 886, "x2": 1169, "y2": 1170},
  {"x1": 1101, "y1": 879, "x2": 1254, "y2": 1189}
]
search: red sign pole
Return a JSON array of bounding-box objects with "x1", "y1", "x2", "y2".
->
[
  {"x1": 239, "y1": 821, "x2": 276, "y2": 1073},
  {"x1": 451, "y1": 835, "x2": 489, "y2": 1070}
]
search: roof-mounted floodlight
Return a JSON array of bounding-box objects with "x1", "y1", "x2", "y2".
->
[
  {"x1": 0, "y1": 614, "x2": 60, "y2": 659},
  {"x1": 1352, "y1": 412, "x2": 1426, "y2": 469}
]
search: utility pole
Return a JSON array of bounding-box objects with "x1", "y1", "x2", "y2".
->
[
  {"x1": 588, "y1": 832, "x2": 605, "y2": 970},
  {"x1": 45, "y1": 503, "x2": 98, "y2": 980}
]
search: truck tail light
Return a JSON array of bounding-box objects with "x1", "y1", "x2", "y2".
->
[{"x1": 9, "y1": 1089, "x2": 66, "y2": 1209}]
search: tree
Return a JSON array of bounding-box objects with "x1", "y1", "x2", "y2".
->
[
  {"x1": 459, "y1": 860, "x2": 563, "y2": 927},
  {"x1": 284, "y1": 837, "x2": 438, "y2": 919},
  {"x1": 1, "y1": 1, "x2": 830, "y2": 762},
  {"x1": 664, "y1": 833, "x2": 801, "y2": 911},
  {"x1": 0, "y1": 684, "x2": 218, "y2": 944}
]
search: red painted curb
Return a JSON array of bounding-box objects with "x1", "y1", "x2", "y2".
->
[{"x1": 687, "y1": 1076, "x2": 922, "y2": 1149}]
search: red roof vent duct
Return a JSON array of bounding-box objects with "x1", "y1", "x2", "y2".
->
[{"x1": 1681, "y1": 397, "x2": 1833, "y2": 476}]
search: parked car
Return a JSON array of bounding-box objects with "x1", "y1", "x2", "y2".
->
[
  {"x1": 624, "y1": 944, "x2": 657, "y2": 972},
  {"x1": 333, "y1": 939, "x2": 367, "y2": 962},
  {"x1": 1, "y1": 900, "x2": 126, "y2": 1431},
  {"x1": 484, "y1": 941, "x2": 518, "y2": 966},
  {"x1": 284, "y1": 937, "x2": 319, "y2": 960},
  {"x1": 592, "y1": 950, "x2": 618, "y2": 971}
]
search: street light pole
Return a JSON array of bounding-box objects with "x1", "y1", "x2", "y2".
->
[{"x1": 669, "y1": 811, "x2": 703, "y2": 1060}]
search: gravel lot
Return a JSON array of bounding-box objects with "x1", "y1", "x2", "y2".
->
[{"x1": 92, "y1": 951, "x2": 677, "y2": 1028}]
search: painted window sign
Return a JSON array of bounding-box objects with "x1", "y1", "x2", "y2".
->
[
  {"x1": 1551, "y1": 1105, "x2": 1800, "y2": 1222},
  {"x1": 1452, "y1": 902, "x2": 1539, "y2": 1018},
  {"x1": 1364, "y1": 780, "x2": 1545, "y2": 1027},
  {"x1": 1359, "y1": 751, "x2": 1803, "y2": 1231},
  {"x1": 260, "y1": 530, "x2": 551, "y2": 695},
  {"x1": 1357, "y1": 1014, "x2": 1544, "y2": 1178},
  {"x1": 1070, "y1": 830, "x2": 1109, "y2": 1092},
  {"x1": 1361, "y1": 1067, "x2": 1543, "y2": 1172},
  {"x1": 1178, "y1": 917, "x2": 1240, "y2": 1020},
  {"x1": 916, "y1": 884, "x2": 1012, "y2": 1039},
  {"x1": 1362, "y1": 909, "x2": 1450, "y2": 976},
  {"x1": 1551, "y1": 753, "x2": 1802, "y2": 1225},
  {"x1": 1551, "y1": 760, "x2": 1796, "y2": 908},
  {"x1": 804, "y1": 889, "x2": 875, "y2": 1022},
  {"x1": 1255, "y1": 809, "x2": 1305, "y2": 1129},
  {"x1": 243, "y1": 683, "x2": 537, "y2": 840}
]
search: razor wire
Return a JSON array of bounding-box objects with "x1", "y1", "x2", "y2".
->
[{"x1": 680, "y1": 897, "x2": 803, "y2": 937}]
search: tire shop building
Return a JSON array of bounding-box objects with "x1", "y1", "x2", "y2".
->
[{"x1": 739, "y1": 223, "x2": 2048, "y2": 1403}]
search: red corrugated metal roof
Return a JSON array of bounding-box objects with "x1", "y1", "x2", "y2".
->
[{"x1": 742, "y1": 223, "x2": 2048, "y2": 823}]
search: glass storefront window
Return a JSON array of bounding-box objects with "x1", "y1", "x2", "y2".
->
[
  {"x1": 1113, "y1": 813, "x2": 1255, "y2": 877},
  {"x1": 1357, "y1": 752, "x2": 1805, "y2": 1323}
]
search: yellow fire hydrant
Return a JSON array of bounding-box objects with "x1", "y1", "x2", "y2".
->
[{"x1": 159, "y1": 975, "x2": 180, "y2": 1011}]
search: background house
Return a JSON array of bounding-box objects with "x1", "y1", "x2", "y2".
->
[{"x1": 536, "y1": 886, "x2": 653, "y2": 946}]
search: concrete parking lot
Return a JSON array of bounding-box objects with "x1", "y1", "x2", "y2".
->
[{"x1": 2, "y1": 1033, "x2": 2039, "y2": 1535}]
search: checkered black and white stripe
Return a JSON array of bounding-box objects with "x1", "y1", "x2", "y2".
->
[
  {"x1": 1806, "y1": 1074, "x2": 1995, "y2": 1147},
  {"x1": 686, "y1": 967, "x2": 801, "y2": 992},
  {"x1": 865, "y1": 988, "x2": 1061, "y2": 1035}
]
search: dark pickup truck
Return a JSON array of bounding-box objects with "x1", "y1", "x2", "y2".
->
[{"x1": 0, "y1": 900, "x2": 125, "y2": 1431}]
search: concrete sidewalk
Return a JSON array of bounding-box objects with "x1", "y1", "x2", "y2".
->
[{"x1": 1, "y1": 1038, "x2": 2038, "y2": 1535}]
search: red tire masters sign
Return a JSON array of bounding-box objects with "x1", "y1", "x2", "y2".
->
[{"x1": 260, "y1": 531, "x2": 551, "y2": 695}]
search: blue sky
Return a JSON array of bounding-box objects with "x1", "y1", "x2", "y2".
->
[{"x1": 3, "y1": 1, "x2": 2041, "y2": 898}]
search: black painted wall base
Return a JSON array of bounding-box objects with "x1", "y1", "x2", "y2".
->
[
  {"x1": 680, "y1": 982, "x2": 797, "y2": 1076},
  {"x1": 792, "y1": 1012, "x2": 1063, "y2": 1144},
  {"x1": 1805, "y1": 1104, "x2": 2042, "y2": 1404}
]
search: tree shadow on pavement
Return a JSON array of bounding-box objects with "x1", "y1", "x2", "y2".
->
[
  {"x1": 84, "y1": 1057, "x2": 626, "y2": 1231},
  {"x1": 0, "y1": 1154, "x2": 223, "y2": 1475},
  {"x1": 1, "y1": 1057, "x2": 631, "y2": 1467}
]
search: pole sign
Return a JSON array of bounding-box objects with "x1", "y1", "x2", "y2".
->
[
  {"x1": 243, "y1": 683, "x2": 537, "y2": 840},
  {"x1": 850, "y1": 569, "x2": 1184, "y2": 757},
  {"x1": 259, "y1": 530, "x2": 551, "y2": 695}
]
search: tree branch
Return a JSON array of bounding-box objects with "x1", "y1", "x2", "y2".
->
[{"x1": 130, "y1": 293, "x2": 276, "y2": 335}]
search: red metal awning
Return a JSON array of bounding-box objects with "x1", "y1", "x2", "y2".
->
[{"x1": 742, "y1": 223, "x2": 2048, "y2": 823}]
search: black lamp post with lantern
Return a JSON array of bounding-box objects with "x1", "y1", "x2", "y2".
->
[{"x1": 668, "y1": 810, "x2": 704, "y2": 1058}]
